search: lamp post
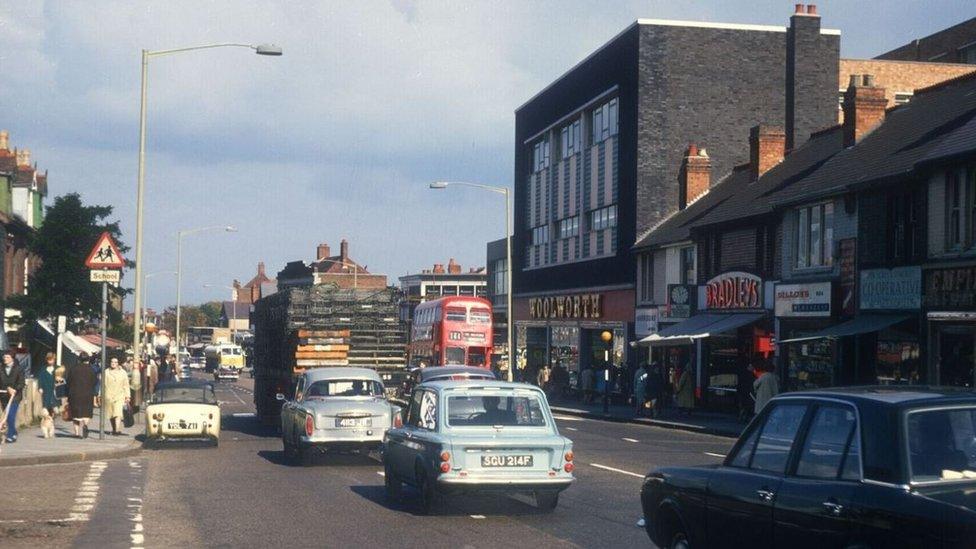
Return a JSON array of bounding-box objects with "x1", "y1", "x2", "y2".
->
[
  {"x1": 175, "y1": 226, "x2": 237, "y2": 352},
  {"x1": 315, "y1": 258, "x2": 358, "y2": 290},
  {"x1": 601, "y1": 330, "x2": 613, "y2": 414},
  {"x1": 143, "y1": 270, "x2": 177, "y2": 352},
  {"x1": 203, "y1": 284, "x2": 239, "y2": 342},
  {"x1": 429, "y1": 181, "x2": 512, "y2": 382},
  {"x1": 131, "y1": 42, "x2": 281, "y2": 364}
]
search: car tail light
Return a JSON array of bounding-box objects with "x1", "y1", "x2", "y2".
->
[
  {"x1": 564, "y1": 451, "x2": 574, "y2": 462},
  {"x1": 305, "y1": 415, "x2": 314, "y2": 437},
  {"x1": 564, "y1": 462, "x2": 575, "y2": 473},
  {"x1": 439, "y1": 450, "x2": 451, "y2": 473},
  {"x1": 393, "y1": 411, "x2": 403, "y2": 429},
  {"x1": 152, "y1": 412, "x2": 165, "y2": 421},
  {"x1": 440, "y1": 461, "x2": 451, "y2": 473},
  {"x1": 440, "y1": 451, "x2": 451, "y2": 462}
]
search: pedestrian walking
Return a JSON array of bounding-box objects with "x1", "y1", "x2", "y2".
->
[
  {"x1": 753, "y1": 362, "x2": 781, "y2": 415},
  {"x1": 0, "y1": 351, "x2": 25, "y2": 443},
  {"x1": 103, "y1": 358, "x2": 130, "y2": 436},
  {"x1": 580, "y1": 366, "x2": 595, "y2": 404},
  {"x1": 128, "y1": 359, "x2": 143, "y2": 412},
  {"x1": 65, "y1": 359, "x2": 97, "y2": 438},
  {"x1": 145, "y1": 357, "x2": 158, "y2": 399},
  {"x1": 632, "y1": 363, "x2": 647, "y2": 415},
  {"x1": 674, "y1": 366, "x2": 694, "y2": 415},
  {"x1": 38, "y1": 352, "x2": 59, "y2": 416},
  {"x1": 536, "y1": 364, "x2": 550, "y2": 391},
  {"x1": 645, "y1": 362, "x2": 664, "y2": 418}
]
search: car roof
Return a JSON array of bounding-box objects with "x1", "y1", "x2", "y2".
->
[
  {"x1": 776, "y1": 386, "x2": 976, "y2": 408},
  {"x1": 155, "y1": 380, "x2": 213, "y2": 391},
  {"x1": 304, "y1": 367, "x2": 382, "y2": 383},
  {"x1": 419, "y1": 366, "x2": 496, "y2": 381},
  {"x1": 420, "y1": 380, "x2": 543, "y2": 392}
]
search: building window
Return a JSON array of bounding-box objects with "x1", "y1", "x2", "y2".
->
[
  {"x1": 680, "y1": 246, "x2": 696, "y2": 285},
  {"x1": 560, "y1": 120, "x2": 581, "y2": 159},
  {"x1": 492, "y1": 258, "x2": 507, "y2": 297},
  {"x1": 557, "y1": 216, "x2": 579, "y2": 239},
  {"x1": 893, "y1": 92, "x2": 913, "y2": 105},
  {"x1": 589, "y1": 204, "x2": 617, "y2": 231},
  {"x1": 796, "y1": 202, "x2": 834, "y2": 269},
  {"x1": 590, "y1": 98, "x2": 618, "y2": 145},
  {"x1": 532, "y1": 137, "x2": 550, "y2": 172},
  {"x1": 638, "y1": 252, "x2": 653, "y2": 303},
  {"x1": 531, "y1": 224, "x2": 549, "y2": 245},
  {"x1": 960, "y1": 43, "x2": 976, "y2": 64},
  {"x1": 947, "y1": 170, "x2": 963, "y2": 250},
  {"x1": 888, "y1": 189, "x2": 920, "y2": 263}
]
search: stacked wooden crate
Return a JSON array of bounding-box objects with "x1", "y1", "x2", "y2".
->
[{"x1": 293, "y1": 329, "x2": 351, "y2": 369}]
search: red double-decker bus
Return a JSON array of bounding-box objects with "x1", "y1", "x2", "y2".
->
[{"x1": 409, "y1": 296, "x2": 493, "y2": 368}]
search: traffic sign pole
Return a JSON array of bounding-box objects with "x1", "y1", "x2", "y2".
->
[{"x1": 99, "y1": 281, "x2": 107, "y2": 440}]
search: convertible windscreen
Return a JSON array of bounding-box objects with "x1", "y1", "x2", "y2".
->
[
  {"x1": 446, "y1": 394, "x2": 547, "y2": 427},
  {"x1": 305, "y1": 380, "x2": 383, "y2": 398},
  {"x1": 155, "y1": 387, "x2": 217, "y2": 404},
  {"x1": 908, "y1": 407, "x2": 976, "y2": 482}
]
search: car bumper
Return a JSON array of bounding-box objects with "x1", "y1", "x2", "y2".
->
[
  {"x1": 437, "y1": 475, "x2": 574, "y2": 494},
  {"x1": 300, "y1": 431, "x2": 385, "y2": 451}
]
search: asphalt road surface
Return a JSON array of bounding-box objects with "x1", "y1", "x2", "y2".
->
[{"x1": 2, "y1": 374, "x2": 733, "y2": 548}]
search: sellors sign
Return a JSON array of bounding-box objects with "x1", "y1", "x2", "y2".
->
[
  {"x1": 705, "y1": 272, "x2": 762, "y2": 310},
  {"x1": 529, "y1": 294, "x2": 602, "y2": 320}
]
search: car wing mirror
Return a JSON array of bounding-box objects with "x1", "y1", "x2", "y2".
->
[{"x1": 275, "y1": 393, "x2": 285, "y2": 401}]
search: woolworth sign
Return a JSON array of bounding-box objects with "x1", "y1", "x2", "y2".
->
[{"x1": 528, "y1": 293, "x2": 603, "y2": 320}]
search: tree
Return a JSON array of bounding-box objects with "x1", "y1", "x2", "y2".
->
[{"x1": 6, "y1": 194, "x2": 129, "y2": 328}]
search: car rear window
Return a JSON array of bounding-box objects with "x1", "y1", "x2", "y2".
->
[
  {"x1": 305, "y1": 380, "x2": 383, "y2": 398},
  {"x1": 446, "y1": 394, "x2": 547, "y2": 427},
  {"x1": 907, "y1": 407, "x2": 976, "y2": 483}
]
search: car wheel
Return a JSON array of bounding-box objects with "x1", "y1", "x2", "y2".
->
[
  {"x1": 417, "y1": 468, "x2": 438, "y2": 515},
  {"x1": 668, "y1": 530, "x2": 690, "y2": 549},
  {"x1": 384, "y1": 462, "x2": 401, "y2": 502},
  {"x1": 536, "y1": 491, "x2": 559, "y2": 511}
]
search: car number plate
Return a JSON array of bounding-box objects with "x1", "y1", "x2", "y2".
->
[
  {"x1": 481, "y1": 454, "x2": 533, "y2": 467},
  {"x1": 336, "y1": 418, "x2": 371, "y2": 428},
  {"x1": 167, "y1": 422, "x2": 198, "y2": 430}
]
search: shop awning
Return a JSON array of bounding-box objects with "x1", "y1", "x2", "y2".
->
[
  {"x1": 778, "y1": 314, "x2": 913, "y2": 344},
  {"x1": 637, "y1": 312, "x2": 766, "y2": 347}
]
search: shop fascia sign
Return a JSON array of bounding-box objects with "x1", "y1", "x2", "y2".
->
[
  {"x1": 704, "y1": 271, "x2": 762, "y2": 310},
  {"x1": 775, "y1": 281, "x2": 832, "y2": 317},
  {"x1": 923, "y1": 265, "x2": 976, "y2": 309},
  {"x1": 860, "y1": 266, "x2": 921, "y2": 310},
  {"x1": 663, "y1": 284, "x2": 696, "y2": 320},
  {"x1": 528, "y1": 293, "x2": 602, "y2": 320},
  {"x1": 635, "y1": 307, "x2": 659, "y2": 338}
]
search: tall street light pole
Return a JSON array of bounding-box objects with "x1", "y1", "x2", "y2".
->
[
  {"x1": 429, "y1": 181, "x2": 512, "y2": 382},
  {"x1": 175, "y1": 226, "x2": 237, "y2": 352},
  {"x1": 131, "y1": 42, "x2": 282, "y2": 360}
]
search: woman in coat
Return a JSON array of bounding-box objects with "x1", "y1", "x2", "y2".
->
[
  {"x1": 37, "y1": 352, "x2": 59, "y2": 415},
  {"x1": 103, "y1": 358, "x2": 130, "y2": 435},
  {"x1": 65, "y1": 359, "x2": 96, "y2": 438},
  {"x1": 675, "y1": 366, "x2": 694, "y2": 414}
]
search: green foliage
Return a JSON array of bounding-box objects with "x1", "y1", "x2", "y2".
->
[
  {"x1": 199, "y1": 301, "x2": 223, "y2": 326},
  {"x1": 6, "y1": 193, "x2": 129, "y2": 327}
]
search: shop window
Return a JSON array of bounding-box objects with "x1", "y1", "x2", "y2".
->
[
  {"x1": 551, "y1": 325, "x2": 580, "y2": 387},
  {"x1": 796, "y1": 202, "x2": 834, "y2": 269},
  {"x1": 680, "y1": 246, "x2": 696, "y2": 285}
]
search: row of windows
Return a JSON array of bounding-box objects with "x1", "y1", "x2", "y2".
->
[
  {"x1": 945, "y1": 167, "x2": 976, "y2": 251},
  {"x1": 531, "y1": 224, "x2": 549, "y2": 245},
  {"x1": 590, "y1": 204, "x2": 617, "y2": 231},
  {"x1": 530, "y1": 205, "x2": 617, "y2": 247},
  {"x1": 528, "y1": 97, "x2": 619, "y2": 173},
  {"x1": 557, "y1": 215, "x2": 580, "y2": 239},
  {"x1": 637, "y1": 247, "x2": 696, "y2": 304},
  {"x1": 796, "y1": 202, "x2": 834, "y2": 269}
]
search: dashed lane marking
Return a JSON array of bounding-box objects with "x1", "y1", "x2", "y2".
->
[
  {"x1": 589, "y1": 463, "x2": 645, "y2": 479},
  {"x1": 232, "y1": 412, "x2": 255, "y2": 418},
  {"x1": 622, "y1": 438, "x2": 639, "y2": 443},
  {"x1": 564, "y1": 427, "x2": 578, "y2": 431},
  {"x1": 704, "y1": 452, "x2": 726, "y2": 458},
  {"x1": 377, "y1": 471, "x2": 385, "y2": 477},
  {"x1": 470, "y1": 515, "x2": 486, "y2": 519},
  {"x1": 552, "y1": 415, "x2": 586, "y2": 422}
]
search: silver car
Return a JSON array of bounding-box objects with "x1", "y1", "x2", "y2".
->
[
  {"x1": 278, "y1": 367, "x2": 400, "y2": 465},
  {"x1": 383, "y1": 380, "x2": 574, "y2": 514}
]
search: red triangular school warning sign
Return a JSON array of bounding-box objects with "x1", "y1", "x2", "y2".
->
[{"x1": 85, "y1": 232, "x2": 125, "y2": 269}]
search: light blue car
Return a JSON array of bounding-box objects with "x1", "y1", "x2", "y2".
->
[{"x1": 383, "y1": 380, "x2": 575, "y2": 514}]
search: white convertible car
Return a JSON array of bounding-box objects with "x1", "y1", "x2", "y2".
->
[{"x1": 145, "y1": 381, "x2": 221, "y2": 446}]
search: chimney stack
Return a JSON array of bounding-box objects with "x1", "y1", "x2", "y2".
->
[
  {"x1": 0, "y1": 131, "x2": 8, "y2": 151},
  {"x1": 258, "y1": 262, "x2": 266, "y2": 276},
  {"x1": 15, "y1": 148, "x2": 30, "y2": 167},
  {"x1": 433, "y1": 263, "x2": 445, "y2": 274},
  {"x1": 340, "y1": 239, "x2": 349, "y2": 261},
  {"x1": 678, "y1": 144, "x2": 711, "y2": 209},
  {"x1": 316, "y1": 243, "x2": 331, "y2": 260},
  {"x1": 842, "y1": 74, "x2": 887, "y2": 147},
  {"x1": 448, "y1": 258, "x2": 461, "y2": 274},
  {"x1": 750, "y1": 125, "x2": 786, "y2": 181}
]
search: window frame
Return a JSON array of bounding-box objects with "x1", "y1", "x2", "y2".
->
[
  {"x1": 795, "y1": 202, "x2": 834, "y2": 269},
  {"x1": 947, "y1": 169, "x2": 964, "y2": 250},
  {"x1": 680, "y1": 246, "x2": 696, "y2": 285},
  {"x1": 791, "y1": 402, "x2": 863, "y2": 482},
  {"x1": 531, "y1": 224, "x2": 550, "y2": 245},
  {"x1": 590, "y1": 98, "x2": 619, "y2": 145},
  {"x1": 638, "y1": 252, "x2": 653, "y2": 304},
  {"x1": 589, "y1": 204, "x2": 617, "y2": 232},
  {"x1": 557, "y1": 215, "x2": 580, "y2": 240}
]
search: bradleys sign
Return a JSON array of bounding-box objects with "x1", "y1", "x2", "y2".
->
[
  {"x1": 704, "y1": 272, "x2": 762, "y2": 310},
  {"x1": 528, "y1": 293, "x2": 602, "y2": 320}
]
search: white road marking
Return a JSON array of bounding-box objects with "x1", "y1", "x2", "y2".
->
[
  {"x1": 622, "y1": 437, "x2": 639, "y2": 443},
  {"x1": 126, "y1": 460, "x2": 145, "y2": 549},
  {"x1": 376, "y1": 471, "x2": 385, "y2": 477},
  {"x1": 470, "y1": 515, "x2": 486, "y2": 519},
  {"x1": 589, "y1": 463, "x2": 645, "y2": 479},
  {"x1": 564, "y1": 427, "x2": 578, "y2": 431},
  {"x1": 704, "y1": 452, "x2": 726, "y2": 458},
  {"x1": 232, "y1": 412, "x2": 255, "y2": 418},
  {"x1": 552, "y1": 415, "x2": 586, "y2": 422},
  {"x1": 227, "y1": 387, "x2": 246, "y2": 405}
]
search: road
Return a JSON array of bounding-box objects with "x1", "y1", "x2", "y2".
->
[{"x1": 1, "y1": 374, "x2": 733, "y2": 548}]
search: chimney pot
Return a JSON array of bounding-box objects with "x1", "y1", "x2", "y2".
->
[
  {"x1": 316, "y1": 243, "x2": 331, "y2": 261},
  {"x1": 0, "y1": 130, "x2": 8, "y2": 151},
  {"x1": 679, "y1": 143, "x2": 712, "y2": 209},
  {"x1": 258, "y1": 262, "x2": 266, "y2": 276},
  {"x1": 794, "y1": 3, "x2": 804, "y2": 13},
  {"x1": 16, "y1": 148, "x2": 30, "y2": 167},
  {"x1": 340, "y1": 239, "x2": 349, "y2": 261},
  {"x1": 433, "y1": 263, "x2": 445, "y2": 274},
  {"x1": 806, "y1": 4, "x2": 817, "y2": 15},
  {"x1": 687, "y1": 143, "x2": 698, "y2": 157}
]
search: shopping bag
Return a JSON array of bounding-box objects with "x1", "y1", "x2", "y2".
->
[{"x1": 122, "y1": 403, "x2": 135, "y2": 428}]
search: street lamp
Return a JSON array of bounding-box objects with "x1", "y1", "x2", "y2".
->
[
  {"x1": 429, "y1": 180, "x2": 512, "y2": 382},
  {"x1": 316, "y1": 258, "x2": 359, "y2": 290},
  {"x1": 601, "y1": 330, "x2": 613, "y2": 414},
  {"x1": 131, "y1": 42, "x2": 281, "y2": 361},
  {"x1": 143, "y1": 270, "x2": 177, "y2": 338},
  {"x1": 175, "y1": 226, "x2": 237, "y2": 351},
  {"x1": 203, "y1": 284, "x2": 240, "y2": 342}
]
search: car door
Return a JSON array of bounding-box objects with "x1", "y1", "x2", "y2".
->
[
  {"x1": 707, "y1": 401, "x2": 810, "y2": 549},
  {"x1": 386, "y1": 389, "x2": 424, "y2": 480},
  {"x1": 284, "y1": 375, "x2": 305, "y2": 441},
  {"x1": 774, "y1": 402, "x2": 861, "y2": 549}
]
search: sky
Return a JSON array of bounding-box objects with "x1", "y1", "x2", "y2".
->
[{"x1": 0, "y1": 0, "x2": 971, "y2": 310}]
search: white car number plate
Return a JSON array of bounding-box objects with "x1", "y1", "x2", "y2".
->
[
  {"x1": 168, "y1": 422, "x2": 198, "y2": 430},
  {"x1": 481, "y1": 454, "x2": 533, "y2": 467},
  {"x1": 336, "y1": 418, "x2": 371, "y2": 428}
]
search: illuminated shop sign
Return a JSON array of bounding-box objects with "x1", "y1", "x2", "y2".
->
[{"x1": 704, "y1": 272, "x2": 763, "y2": 310}]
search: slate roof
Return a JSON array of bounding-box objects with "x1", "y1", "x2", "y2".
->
[{"x1": 770, "y1": 71, "x2": 976, "y2": 207}]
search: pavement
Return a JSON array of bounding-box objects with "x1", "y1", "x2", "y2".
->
[
  {"x1": 0, "y1": 406, "x2": 143, "y2": 467},
  {"x1": 548, "y1": 394, "x2": 747, "y2": 438},
  {"x1": 1, "y1": 373, "x2": 740, "y2": 548}
]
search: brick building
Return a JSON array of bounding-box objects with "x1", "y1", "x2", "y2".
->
[
  {"x1": 876, "y1": 17, "x2": 976, "y2": 64},
  {"x1": 837, "y1": 58, "x2": 974, "y2": 122},
  {"x1": 512, "y1": 5, "x2": 840, "y2": 384},
  {"x1": 276, "y1": 239, "x2": 387, "y2": 290}
]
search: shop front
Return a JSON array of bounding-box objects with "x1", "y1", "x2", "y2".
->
[
  {"x1": 638, "y1": 272, "x2": 774, "y2": 413},
  {"x1": 924, "y1": 264, "x2": 976, "y2": 388},
  {"x1": 775, "y1": 281, "x2": 836, "y2": 391},
  {"x1": 513, "y1": 289, "x2": 633, "y2": 391}
]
